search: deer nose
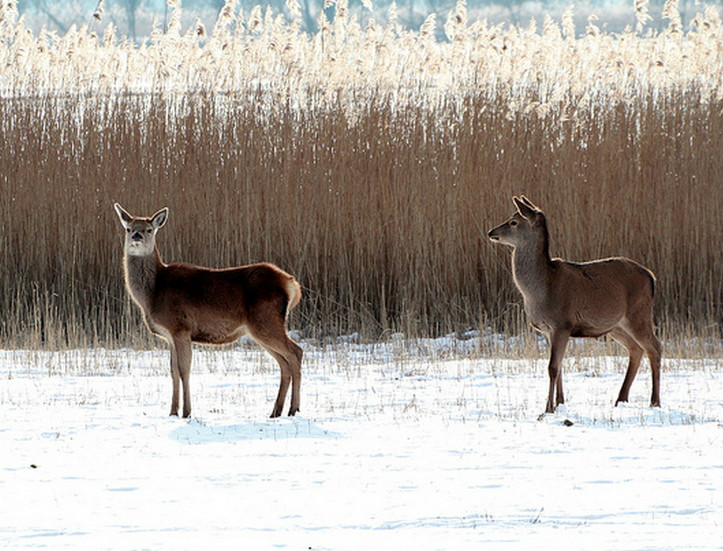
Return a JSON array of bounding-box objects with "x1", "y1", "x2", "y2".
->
[{"x1": 131, "y1": 231, "x2": 143, "y2": 241}]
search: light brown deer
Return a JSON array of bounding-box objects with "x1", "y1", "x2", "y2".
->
[
  {"x1": 488, "y1": 196, "x2": 661, "y2": 415},
  {"x1": 114, "y1": 203, "x2": 303, "y2": 419}
]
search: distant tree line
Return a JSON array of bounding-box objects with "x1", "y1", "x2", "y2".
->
[{"x1": 16, "y1": 0, "x2": 706, "y2": 38}]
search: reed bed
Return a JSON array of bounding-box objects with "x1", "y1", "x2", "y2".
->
[{"x1": 0, "y1": 0, "x2": 721, "y2": 350}]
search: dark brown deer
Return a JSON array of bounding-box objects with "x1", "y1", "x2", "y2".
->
[
  {"x1": 488, "y1": 196, "x2": 661, "y2": 415},
  {"x1": 114, "y1": 203, "x2": 302, "y2": 419}
]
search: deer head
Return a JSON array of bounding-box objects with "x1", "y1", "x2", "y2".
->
[
  {"x1": 114, "y1": 203, "x2": 168, "y2": 257},
  {"x1": 487, "y1": 195, "x2": 547, "y2": 249}
]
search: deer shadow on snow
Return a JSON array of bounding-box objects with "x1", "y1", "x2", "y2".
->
[{"x1": 169, "y1": 416, "x2": 341, "y2": 445}]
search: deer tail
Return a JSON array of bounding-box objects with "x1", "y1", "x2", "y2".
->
[{"x1": 285, "y1": 277, "x2": 302, "y2": 317}]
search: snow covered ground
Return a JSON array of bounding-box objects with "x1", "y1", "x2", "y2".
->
[{"x1": 1, "y1": 339, "x2": 721, "y2": 550}]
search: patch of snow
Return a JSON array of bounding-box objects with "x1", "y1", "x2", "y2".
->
[{"x1": 0, "y1": 345, "x2": 721, "y2": 550}]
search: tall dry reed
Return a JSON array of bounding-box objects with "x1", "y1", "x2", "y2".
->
[{"x1": 0, "y1": 0, "x2": 721, "y2": 348}]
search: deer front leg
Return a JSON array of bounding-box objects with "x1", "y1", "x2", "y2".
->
[
  {"x1": 544, "y1": 331, "x2": 570, "y2": 414},
  {"x1": 173, "y1": 334, "x2": 193, "y2": 418},
  {"x1": 169, "y1": 341, "x2": 181, "y2": 417}
]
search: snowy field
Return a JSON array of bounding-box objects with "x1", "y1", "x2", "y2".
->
[{"x1": 1, "y1": 337, "x2": 722, "y2": 550}]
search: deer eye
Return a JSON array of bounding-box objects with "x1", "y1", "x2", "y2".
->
[
  {"x1": 126, "y1": 228, "x2": 130, "y2": 233},
  {"x1": 146, "y1": 229, "x2": 152, "y2": 233},
  {"x1": 510, "y1": 220, "x2": 518, "y2": 227}
]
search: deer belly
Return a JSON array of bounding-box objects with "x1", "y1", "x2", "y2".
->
[
  {"x1": 191, "y1": 322, "x2": 245, "y2": 345},
  {"x1": 570, "y1": 326, "x2": 609, "y2": 338}
]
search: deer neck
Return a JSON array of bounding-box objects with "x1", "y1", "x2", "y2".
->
[
  {"x1": 511, "y1": 232, "x2": 553, "y2": 301},
  {"x1": 123, "y1": 248, "x2": 163, "y2": 313}
]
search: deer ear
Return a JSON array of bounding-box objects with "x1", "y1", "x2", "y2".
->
[
  {"x1": 514, "y1": 195, "x2": 543, "y2": 221},
  {"x1": 513, "y1": 196, "x2": 537, "y2": 220},
  {"x1": 151, "y1": 207, "x2": 169, "y2": 229},
  {"x1": 519, "y1": 195, "x2": 540, "y2": 211},
  {"x1": 114, "y1": 203, "x2": 133, "y2": 228}
]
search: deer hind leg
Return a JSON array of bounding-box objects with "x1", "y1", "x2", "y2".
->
[
  {"x1": 264, "y1": 348, "x2": 292, "y2": 418},
  {"x1": 544, "y1": 331, "x2": 570, "y2": 414},
  {"x1": 626, "y1": 322, "x2": 662, "y2": 408},
  {"x1": 609, "y1": 327, "x2": 644, "y2": 406},
  {"x1": 285, "y1": 339, "x2": 303, "y2": 416},
  {"x1": 647, "y1": 334, "x2": 662, "y2": 408},
  {"x1": 249, "y1": 325, "x2": 303, "y2": 418},
  {"x1": 555, "y1": 366, "x2": 565, "y2": 407}
]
